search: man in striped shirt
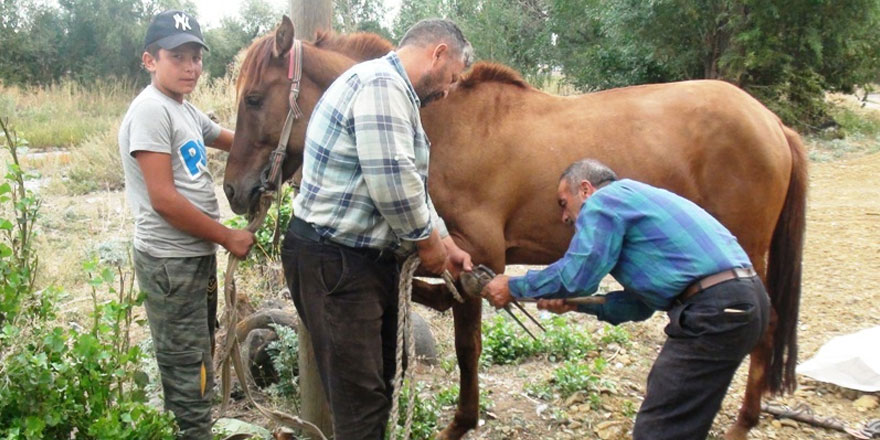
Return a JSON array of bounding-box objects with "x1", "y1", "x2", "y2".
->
[
  {"x1": 482, "y1": 159, "x2": 770, "y2": 439},
  {"x1": 282, "y1": 19, "x2": 474, "y2": 439}
]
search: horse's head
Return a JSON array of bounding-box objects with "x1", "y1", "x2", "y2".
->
[{"x1": 224, "y1": 16, "x2": 394, "y2": 215}]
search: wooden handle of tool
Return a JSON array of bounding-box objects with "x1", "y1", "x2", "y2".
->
[{"x1": 514, "y1": 296, "x2": 607, "y2": 305}]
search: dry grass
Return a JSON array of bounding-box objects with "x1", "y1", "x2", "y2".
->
[{"x1": 0, "y1": 79, "x2": 134, "y2": 149}]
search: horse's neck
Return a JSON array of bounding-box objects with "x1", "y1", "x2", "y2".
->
[{"x1": 302, "y1": 44, "x2": 360, "y2": 90}]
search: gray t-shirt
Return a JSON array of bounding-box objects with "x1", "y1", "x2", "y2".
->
[{"x1": 119, "y1": 85, "x2": 222, "y2": 257}]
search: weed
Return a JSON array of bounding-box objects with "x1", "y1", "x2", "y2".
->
[
  {"x1": 266, "y1": 322, "x2": 300, "y2": 409},
  {"x1": 526, "y1": 358, "x2": 610, "y2": 407},
  {"x1": 542, "y1": 316, "x2": 596, "y2": 362},
  {"x1": 598, "y1": 323, "x2": 631, "y2": 347},
  {"x1": 480, "y1": 313, "x2": 541, "y2": 366}
]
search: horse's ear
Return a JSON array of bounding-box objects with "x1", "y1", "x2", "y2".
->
[{"x1": 273, "y1": 15, "x2": 295, "y2": 58}]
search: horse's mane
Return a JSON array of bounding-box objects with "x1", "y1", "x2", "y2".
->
[
  {"x1": 458, "y1": 62, "x2": 531, "y2": 90},
  {"x1": 236, "y1": 31, "x2": 394, "y2": 97},
  {"x1": 313, "y1": 31, "x2": 394, "y2": 60}
]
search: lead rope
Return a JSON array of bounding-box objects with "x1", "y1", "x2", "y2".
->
[
  {"x1": 218, "y1": 189, "x2": 329, "y2": 440},
  {"x1": 388, "y1": 255, "x2": 465, "y2": 439}
]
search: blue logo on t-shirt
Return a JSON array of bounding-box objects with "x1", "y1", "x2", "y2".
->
[{"x1": 179, "y1": 139, "x2": 207, "y2": 178}]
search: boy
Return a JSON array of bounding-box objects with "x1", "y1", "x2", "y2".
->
[{"x1": 118, "y1": 10, "x2": 254, "y2": 439}]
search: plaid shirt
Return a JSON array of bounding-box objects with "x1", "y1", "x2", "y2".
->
[
  {"x1": 293, "y1": 51, "x2": 447, "y2": 254},
  {"x1": 508, "y1": 179, "x2": 752, "y2": 324}
]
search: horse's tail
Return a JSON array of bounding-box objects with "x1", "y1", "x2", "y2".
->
[{"x1": 765, "y1": 124, "x2": 808, "y2": 395}]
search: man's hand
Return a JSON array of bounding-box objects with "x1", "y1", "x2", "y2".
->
[
  {"x1": 537, "y1": 299, "x2": 577, "y2": 315},
  {"x1": 442, "y1": 235, "x2": 473, "y2": 278},
  {"x1": 481, "y1": 275, "x2": 512, "y2": 308},
  {"x1": 416, "y1": 229, "x2": 449, "y2": 275},
  {"x1": 223, "y1": 228, "x2": 256, "y2": 259}
]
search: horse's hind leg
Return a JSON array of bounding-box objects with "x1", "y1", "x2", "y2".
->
[
  {"x1": 437, "y1": 296, "x2": 482, "y2": 440},
  {"x1": 727, "y1": 258, "x2": 776, "y2": 440},
  {"x1": 726, "y1": 320, "x2": 774, "y2": 440}
]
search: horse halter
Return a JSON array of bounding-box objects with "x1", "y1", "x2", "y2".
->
[{"x1": 260, "y1": 39, "x2": 304, "y2": 193}]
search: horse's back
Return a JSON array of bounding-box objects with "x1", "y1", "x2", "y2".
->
[{"x1": 424, "y1": 78, "x2": 794, "y2": 265}]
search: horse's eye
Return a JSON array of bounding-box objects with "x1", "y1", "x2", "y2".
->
[{"x1": 244, "y1": 95, "x2": 263, "y2": 108}]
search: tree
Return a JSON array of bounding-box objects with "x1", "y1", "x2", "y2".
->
[
  {"x1": 334, "y1": 0, "x2": 392, "y2": 40},
  {"x1": 203, "y1": 0, "x2": 283, "y2": 78},
  {"x1": 546, "y1": 0, "x2": 880, "y2": 129}
]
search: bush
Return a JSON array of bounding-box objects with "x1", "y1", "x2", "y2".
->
[
  {"x1": 266, "y1": 322, "x2": 300, "y2": 406},
  {"x1": 0, "y1": 120, "x2": 177, "y2": 439}
]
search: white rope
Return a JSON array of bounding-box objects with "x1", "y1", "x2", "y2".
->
[{"x1": 388, "y1": 254, "x2": 421, "y2": 440}]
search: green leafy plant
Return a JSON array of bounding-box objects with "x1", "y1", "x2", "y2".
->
[
  {"x1": 0, "y1": 120, "x2": 177, "y2": 438},
  {"x1": 525, "y1": 358, "x2": 610, "y2": 407},
  {"x1": 225, "y1": 185, "x2": 294, "y2": 264},
  {"x1": 266, "y1": 322, "x2": 300, "y2": 408},
  {"x1": 0, "y1": 118, "x2": 41, "y2": 327},
  {"x1": 542, "y1": 316, "x2": 597, "y2": 362},
  {"x1": 480, "y1": 314, "x2": 541, "y2": 366}
]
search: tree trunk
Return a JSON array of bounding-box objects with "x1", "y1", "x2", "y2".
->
[
  {"x1": 290, "y1": 2, "x2": 334, "y2": 437},
  {"x1": 290, "y1": 0, "x2": 333, "y2": 41},
  {"x1": 297, "y1": 322, "x2": 333, "y2": 439}
]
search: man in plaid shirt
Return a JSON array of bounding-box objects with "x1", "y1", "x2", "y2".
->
[{"x1": 282, "y1": 19, "x2": 474, "y2": 439}]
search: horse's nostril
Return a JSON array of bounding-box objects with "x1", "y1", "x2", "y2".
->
[{"x1": 224, "y1": 184, "x2": 235, "y2": 200}]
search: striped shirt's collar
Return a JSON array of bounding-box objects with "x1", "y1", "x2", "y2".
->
[{"x1": 384, "y1": 51, "x2": 421, "y2": 108}]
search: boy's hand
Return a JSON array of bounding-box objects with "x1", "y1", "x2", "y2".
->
[
  {"x1": 224, "y1": 228, "x2": 255, "y2": 259},
  {"x1": 537, "y1": 299, "x2": 577, "y2": 315}
]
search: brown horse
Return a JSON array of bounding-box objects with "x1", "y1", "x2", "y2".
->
[{"x1": 224, "y1": 17, "x2": 806, "y2": 440}]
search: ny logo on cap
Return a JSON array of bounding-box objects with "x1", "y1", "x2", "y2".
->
[{"x1": 173, "y1": 12, "x2": 191, "y2": 31}]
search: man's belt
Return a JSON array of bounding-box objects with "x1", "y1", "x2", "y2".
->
[
  {"x1": 289, "y1": 216, "x2": 395, "y2": 263},
  {"x1": 680, "y1": 267, "x2": 758, "y2": 302}
]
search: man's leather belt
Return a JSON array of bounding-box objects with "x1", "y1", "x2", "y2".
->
[
  {"x1": 680, "y1": 267, "x2": 757, "y2": 302},
  {"x1": 289, "y1": 216, "x2": 396, "y2": 263}
]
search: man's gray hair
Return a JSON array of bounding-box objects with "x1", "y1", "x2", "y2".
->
[
  {"x1": 560, "y1": 159, "x2": 618, "y2": 193},
  {"x1": 399, "y1": 18, "x2": 475, "y2": 67}
]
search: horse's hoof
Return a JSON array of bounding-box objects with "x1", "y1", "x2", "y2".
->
[
  {"x1": 437, "y1": 419, "x2": 474, "y2": 440},
  {"x1": 724, "y1": 425, "x2": 750, "y2": 440}
]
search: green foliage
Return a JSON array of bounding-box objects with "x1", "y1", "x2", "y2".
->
[
  {"x1": 542, "y1": 316, "x2": 596, "y2": 362},
  {"x1": 480, "y1": 314, "x2": 541, "y2": 365},
  {"x1": 387, "y1": 382, "x2": 441, "y2": 440},
  {"x1": 202, "y1": 0, "x2": 282, "y2": 79},
  {"x1": 546, "y1": 0, "x2": 880, "y2": 129},
  {"x1": 0, "y1": 119, "x2": 41, "y2": 326},
  {"x1": 335, "y1": 0, "x2": 392, "y2": 40},
  {"x1": 525, "y1": 358, "x2": 609, "y2": 405},
  {"x1": 0, "y1": 260, "x2": 177, "y2": 439},
  {"x1": 481, "y1": 312, "x2": 618, "y2": 366},
  {"x1": 266, "y1": 322, "x2": 300, "y2": 405},
  {"x1": 598, "y1": 323, "x2": 631, "y2": 347},
  {"x1": 224, "y1": 185, "x2": 295, "y2": 264},
  {"x1": 0, "y1": 124, "x2": 177, "y2": 438}
]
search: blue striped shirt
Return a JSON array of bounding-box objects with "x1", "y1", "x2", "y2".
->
[
  {"x1": 293, "y1": 51, "x2": 447, "y2": 254},
  {"x1": 508, "y1": 179, "x2": 751, "y2": 324}
]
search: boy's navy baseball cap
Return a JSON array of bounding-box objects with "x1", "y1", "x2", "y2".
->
[{"x1": 144, "y1": 10, "x2": 209, "y2": 51}]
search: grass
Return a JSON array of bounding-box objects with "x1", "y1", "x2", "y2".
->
[
  {"x1": 806, "y1": 94, "x2": 880, "y2": 162},
  {"x1": 0, "y1": 79, "x2": 134, "y2": 149}
]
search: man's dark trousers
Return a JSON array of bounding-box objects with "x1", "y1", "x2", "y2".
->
[
  {"x1": 281, "y1": 219, "x2": 400, "y2": 440},
  {"x1": 633, "y1": 276, "x2": 770, "y2": 440}
]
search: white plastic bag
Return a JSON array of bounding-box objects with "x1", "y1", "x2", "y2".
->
[{"x1": 796, "y1": 326, "x2": 880, "y2": 392}]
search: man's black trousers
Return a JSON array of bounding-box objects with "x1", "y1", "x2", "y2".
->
[
  {"x1": 633, "y1": 276, "x2": 770, "y2": 440},
  {"x1": 281, "y1": 221, "x2": 400, "y2": 440}
]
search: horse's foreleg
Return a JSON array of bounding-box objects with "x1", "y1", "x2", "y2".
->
[
  {"x1": 412, "y1": 279, "x2": 458, "y2": 312},
  {"x1": 726, "y1": 308, "x2": 777, "y2": 440},
  {"x1": 437, "y1": 297, "x2": 482, "y2": 440}
]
